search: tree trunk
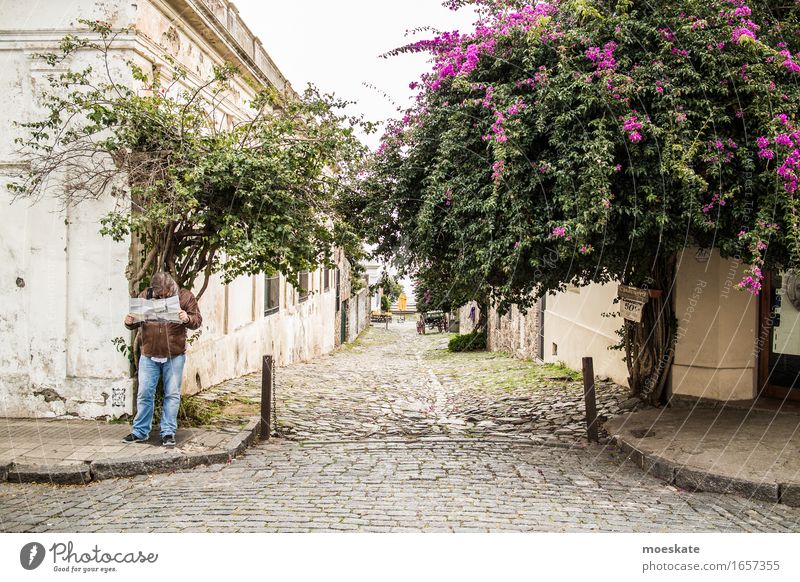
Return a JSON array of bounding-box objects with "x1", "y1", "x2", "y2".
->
[{"x1": 624, "y1": 255, "x2": 677, "y2": 406}]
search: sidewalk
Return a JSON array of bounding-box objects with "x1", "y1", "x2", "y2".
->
[
  {"x1": 0, "y1": 417, "x2": 261, "y2": 485},
  {"x1": 605, "y1": 401, "x2": 800, "y2": 507}
]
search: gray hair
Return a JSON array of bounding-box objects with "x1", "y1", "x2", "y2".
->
[{"x1": 150, "y1": 272, "x2": 178, "y2": 297}]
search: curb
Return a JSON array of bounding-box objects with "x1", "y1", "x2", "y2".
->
[
  {"x1": 1, "y1": 417, "x2": 263, "y2": 485},
  {"x1": 7, "y1": 463, "x2": 91, "y2": 485},
  {"x1": 611, "y1": 435, "x2": 800, "y2": 507}
]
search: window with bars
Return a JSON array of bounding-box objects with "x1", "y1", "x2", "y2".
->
[
  {"x1": 299, "y1": 271, "x2": 310, "y2": 302},
  {"x1": 264, "y1": 274, "x2": 280, "y2": 315}
]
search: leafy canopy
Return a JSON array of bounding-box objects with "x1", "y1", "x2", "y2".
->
[
  {"x1": 356, "y1": 0, "x2": 800, "y2": 311},
  {"x1": 10, "y1": 20, "x2": 371, "y2": 298}
]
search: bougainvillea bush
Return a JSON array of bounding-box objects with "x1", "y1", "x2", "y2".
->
[{"x1": 357, "y1": 0, "x2": 800, "y2": 401}]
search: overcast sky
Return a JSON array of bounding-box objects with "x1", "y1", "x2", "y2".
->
[{"x1": 234, "y1": 0, "x2": 476, "y2": 149}]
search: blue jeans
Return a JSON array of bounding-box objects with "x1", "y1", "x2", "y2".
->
[{"x1": 132, "y1": 354, "x2": 185, "y2": 439}]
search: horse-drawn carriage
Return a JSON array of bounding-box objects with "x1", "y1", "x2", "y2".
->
[{"x1": 416, "y1": 310, "x2": 448, "y2": 334}]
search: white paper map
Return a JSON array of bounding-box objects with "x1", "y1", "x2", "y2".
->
[{"x1": 128, "y1": 295, "x2": 182, "y2": 323}]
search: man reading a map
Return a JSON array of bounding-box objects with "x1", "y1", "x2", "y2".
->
[{"x1": 122, "y1": 272, "x2": 203, "y2": 447}]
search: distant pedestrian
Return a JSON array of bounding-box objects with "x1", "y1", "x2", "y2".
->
[{"x1": 122, "y1": 272, "x2": 202, "y2": 447}]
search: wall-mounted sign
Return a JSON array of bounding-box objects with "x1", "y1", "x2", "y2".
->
[
  {"x1": 620, "y1": 298, "x2": 645, "y2": 322},
  {"x1": 618, "y1": 285, "x2": 650, "y2": 323}
]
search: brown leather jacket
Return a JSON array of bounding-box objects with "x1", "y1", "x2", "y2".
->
[{"x1": 125, "y1": 288, "x2": 202, "y2": 358}]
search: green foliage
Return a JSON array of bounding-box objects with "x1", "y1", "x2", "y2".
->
[
  {"x1": 349, "y1": 255, "x2": 368, "y2": 295},
  {"x1": 448, "y1": 331, "x2": 487, "y2": 352},
  {"x1": 356, "y1": 1, "x2": 800, "y2": 310},
  {"x1": 111, "y1": 336, "x2": 134, "y2": 365},
  {"x1": 10, "y1": 20, "x2": 371, "y2": 298},
  {"x1": 372, "y1": 271, "x2": 403, "y2": 301},
  {"x1": 380, "y1": 294, "x2": 392, "y2": 312},
  {"x1": 177, "y1": 396, "x2": 226, "y2": 428},
  {"x1": 541, "y1": 362, "x2": 582, "y2": 382}
]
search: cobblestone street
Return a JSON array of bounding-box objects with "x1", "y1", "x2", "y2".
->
[
  {"x1": 203, "y1": 322, "x2": 631, "y2": 444},
  {"x1": 2, "y1": 322, "x2": 799, "y2": 532}
]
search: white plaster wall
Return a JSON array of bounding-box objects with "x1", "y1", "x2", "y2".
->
[
  {"x1": 1, "y1": 3, "x2": 135, "y2": 418},
  {"x1": 184, "y1": 273, "x2": 338, "y2": 395},
  {"x1": 1, "y1": 0, "x2": 344, "y2": 418},
  {"x1": 543, "y1": 283, "x2": 629, "y2": 385},
  {"x1": 0, "y1": 0, "x2": 135, "y2": 31}
]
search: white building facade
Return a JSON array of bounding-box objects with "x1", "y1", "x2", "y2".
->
[{"x1": 0, "y1": 0, "x2": 366, "y2": 420}]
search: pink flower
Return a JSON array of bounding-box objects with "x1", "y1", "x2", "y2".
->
[
  {"x1": 585, "y1": 41, "x2": 617, "y2": 72},
  {"x1": 732, "y1": 27, "x2": 756, "y2": 44},
  {"x1": 758, "y1": 149, "x2": 775, "y2": 160},
  {"x1": 492, "y1": 160, "x2": 505, "y2": 183},
  {"x1": 629, "y1": 131, "x2": 642, "y2": 143}
]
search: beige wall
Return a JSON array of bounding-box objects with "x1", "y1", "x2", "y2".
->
[
  {"x1": 543, "y1": 283, "x2": 629, "y2": 384},
  {"x1": 671, "y1": 248, "x2": 758, "y2": 401}
]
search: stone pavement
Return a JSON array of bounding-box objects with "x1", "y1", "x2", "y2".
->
[
  {"x1": 0, "y1": 418, "x2": 259, "y2": 484},
  {"x1": 2, "y1": 320, "x2": 800, "y2": 532},
  {"x1": 1, "y1": 440, "x2": 799, "y2": 532},
  {"x1": 606, "y1": 405, "x2": 800, "y2": 505},
  {"x1": 203, "y1": 321, "x2": 630, "y2": 444}
]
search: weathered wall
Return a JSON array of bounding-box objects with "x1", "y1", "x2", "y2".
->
[
  {"x1": 346, "y1": 288, "x2": 370, "y2": 342},
  {"x1": 487, "y1": 302, "x2": 542, "y2": 360},
  {"x1": 466, "y1": 285, "x2": 628, "y2": 384},
  {"x1": 670, "y1": 248, "x2": 758, "y2": 401},
  {"x1": 0, "y1": 1, "x2": 136, "y2": 419},
  {"x1": 458, "y1": 302, "x2": 480, "y2": 335},
  {"x1": 469, "y1": 251, "x2": 759, "y2": 402},
  {"x1": 543, "y1": 283, "x2": 629, "y2": 385},
  {"x1": 184, "y1": 271, "x2": 337, "y2": 395},
  {"x1": 0, "y1": 0, "x2": 343, "y2": 418}
]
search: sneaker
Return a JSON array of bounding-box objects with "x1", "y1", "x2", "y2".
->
[
  {"x1": 161, "y1": 434, "x2": 176, "y2": 447},
  {"x1": 122, "y1": 433, "x2": 147, "y2": 443}
]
